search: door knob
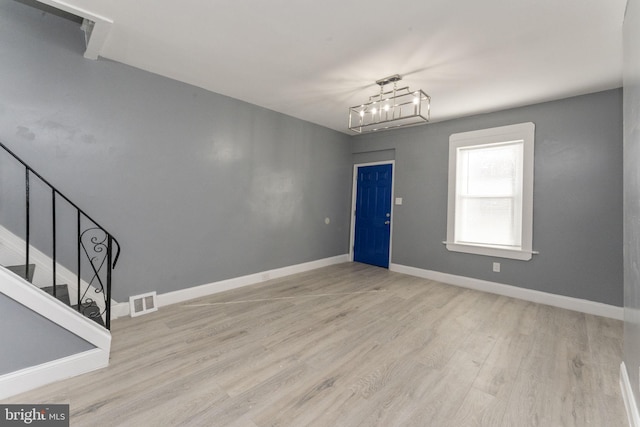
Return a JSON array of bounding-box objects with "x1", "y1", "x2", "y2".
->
[{"x1": 385, "y1": 221, "x2": 390, "y2": 225}]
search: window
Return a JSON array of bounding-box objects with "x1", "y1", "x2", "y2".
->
[{"x1": 446, "y1": 122, "x2": 535, "y2": 260}]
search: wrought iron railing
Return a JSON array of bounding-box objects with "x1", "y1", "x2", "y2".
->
[{"x1": 0, "y1": 141, "x2": 120, "y2": 329}]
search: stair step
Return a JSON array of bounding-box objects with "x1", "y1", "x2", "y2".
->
[
  {"x1": 42, "y1": 285, "x2": 105, "y2": 326},
  {"x1": 5, "y1": 264, "x2": 36, "y2": 283},
  {"x1": 41, "y1": 284, "x2": 71, "y2": 306},
  {"x1": 5, "y1": 264, "x2": 105, "y2": 327},
  {"x1": 72, "y1": 301, "x2": 105, "y2": 327}
]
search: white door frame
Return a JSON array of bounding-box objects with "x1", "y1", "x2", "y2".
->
[{"x1": 349, "y1": 160, "x2": 396, "y2": 266}]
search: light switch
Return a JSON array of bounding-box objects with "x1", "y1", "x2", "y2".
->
[{"x1": 395, "y1": 197, "x2": 403, "y2": 205}]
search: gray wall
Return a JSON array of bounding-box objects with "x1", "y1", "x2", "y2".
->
[
  {"x1": 352, "y1": 149, "x2": 396, "y2": 165},
  {"x1": 0, "y1": 1, "x2": 352, "y2": 301},
  {"x1": 623, "y1": 0, "x2": 640, "y2": 409},
  {"x1": 0, "y1": 293, "x2": 94, "y2": 374},
  {"x1": 0, "y1": 0, "x2": 624, "y2": 310},
  {"x1": 353, "y1": 89, "x2": 623, "y2": 306}
]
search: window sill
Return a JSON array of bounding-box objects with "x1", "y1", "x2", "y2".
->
[{"x1": 443, "y1": 241, "x2": 537, "y2": 261}]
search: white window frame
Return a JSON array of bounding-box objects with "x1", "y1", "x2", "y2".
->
[{"x1": 446, "y1": 122, "x2": 535, "y2": 261}]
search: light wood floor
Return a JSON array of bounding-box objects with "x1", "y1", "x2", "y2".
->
[{"x1": 3, "y1": 263, "x2": 627, "y2": 426}]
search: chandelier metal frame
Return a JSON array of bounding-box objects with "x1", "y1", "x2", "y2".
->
[{"x1": 348, "y1": 74, "x2": 430, "y2": 133}]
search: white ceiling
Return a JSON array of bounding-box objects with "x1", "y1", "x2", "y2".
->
[{"x1": 44, "y1": 0, "x2": 627, "y2": 134}]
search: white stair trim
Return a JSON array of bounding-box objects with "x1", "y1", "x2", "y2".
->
[
  {"x1": 0, "y1": 267, "x2": 111, "y2": 350},
  {"x1": 389, "y1": 263, "x2": 623, "y2": 320},
  {"x1": 0, "y1": 348, "x2": 108, "y2": 400},
  {"x1": 621, "y1": 361, "x2": 640, "y2": 427},
  {"x1": 112, "y1": 254, "x2": 350, "y2": 316},
  {"x1": 0, "y1": 267, "x2": 111, "y2": 399}
]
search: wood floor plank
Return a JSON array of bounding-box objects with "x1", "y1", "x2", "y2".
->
[
  {"x1": 1, "y1": 262, "x2": 627, "y2": 426},
  {"x1": 446, "y1": 386, "x2": 497, "y2": 427}
]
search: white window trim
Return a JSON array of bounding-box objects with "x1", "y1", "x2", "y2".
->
[{"x1": 445, "y1": 122, "x2": 536, "y2": 261}]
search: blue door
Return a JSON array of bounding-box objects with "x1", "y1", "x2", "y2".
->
[{"x1": 354, "y1": 164, "x2": 392, "y2": 268}]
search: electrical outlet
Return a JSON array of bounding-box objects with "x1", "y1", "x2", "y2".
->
[{"x1": 492, "y1": 262, "x2": 501, "y2": 273}]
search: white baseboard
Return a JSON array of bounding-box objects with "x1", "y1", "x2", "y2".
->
[
  {"x1": 389, "y1": 263, "x2": 623, "y2": 320},
  {"x1": 114, "y1": 254, "x2": 350, "y2": 317},
  {"x1": 111, "y1": 300, "x2": 131, "y2": 319},
  {"x1": 0, "y1": 348, "x2": 109, "y2": 400},
  {"x1": 621, "y1": 362, "x2": 640, "y2": 427}
]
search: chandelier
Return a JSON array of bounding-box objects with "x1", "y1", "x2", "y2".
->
[{"x1": 348, "y1": 74, "x2": 430, "y2": 133}]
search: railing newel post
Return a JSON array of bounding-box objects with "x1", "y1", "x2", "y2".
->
[
  {"x1": 106, "y1": 234, "x2": 112, "y2": 329},
  {"x1": 52, "y1": 189, "x2": 56, "y2": 297},
  {"x1": 25, "y1": 168, "x2": 30, "y2": 280},
  {"x1": 77, "y1": 211, "x2": 82, "y2": 315}
]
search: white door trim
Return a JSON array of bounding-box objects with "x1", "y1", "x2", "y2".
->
[{"x1": 349, "y1": 160, "x2": 396, "y2": 267}]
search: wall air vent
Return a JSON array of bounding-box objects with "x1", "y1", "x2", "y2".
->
[{"x1": 129, "y1": 292, "x2": 158, "y2": 317}]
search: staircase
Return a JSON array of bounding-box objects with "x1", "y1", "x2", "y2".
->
[
  {"x1": 0, "y1": 141, "x2": 120, "y2": 329},
  {"x1": 5, "y1": 264, "x2": 105, "y2": 326}
]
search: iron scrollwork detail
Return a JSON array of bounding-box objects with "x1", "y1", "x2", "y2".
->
[{"x1": 79, "y1": 227, "x2": 112, "y2": 324}]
